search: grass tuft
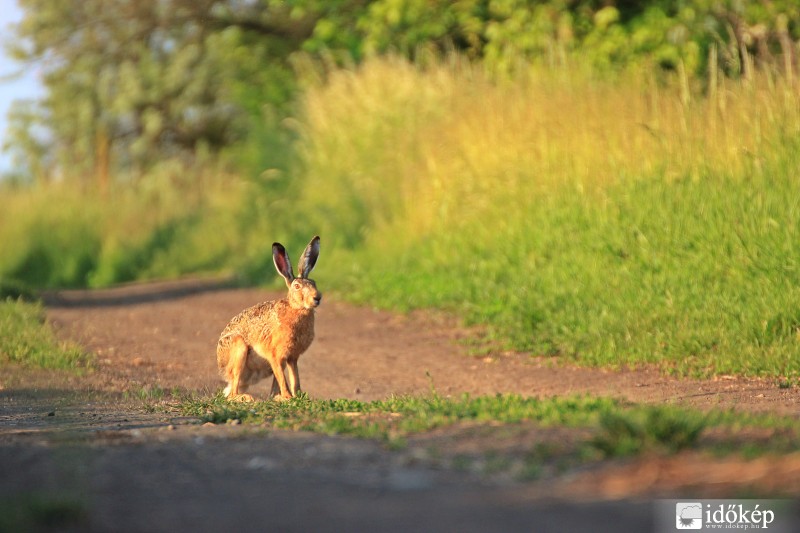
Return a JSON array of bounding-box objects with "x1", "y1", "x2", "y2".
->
[{"x1": 592, "y1": 407, "x2": 706, "y2": 457}]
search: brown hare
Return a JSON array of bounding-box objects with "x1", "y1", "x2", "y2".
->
[{"x1": 216, "y1": 236, "x2": 321, "y2": 401}]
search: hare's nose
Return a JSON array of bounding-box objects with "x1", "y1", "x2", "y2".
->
[{"x1": 314, "y1": 294, "x2": 322, "y2": 306}]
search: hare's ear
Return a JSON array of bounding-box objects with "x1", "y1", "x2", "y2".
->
[
  {"x1": 298, "y1": 235, "x2": 320, "y2": 279},
  {"x1": 273, "y1": 242, "x2": 294, "y2": 287}
]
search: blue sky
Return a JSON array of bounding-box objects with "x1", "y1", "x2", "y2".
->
[{"x1": 0, "y1": 1, "x2": 44, "y2": 173}]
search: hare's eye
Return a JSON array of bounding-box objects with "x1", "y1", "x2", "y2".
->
[{"x1": 292, "y1": 283, "x2": 301, "y2": 290}]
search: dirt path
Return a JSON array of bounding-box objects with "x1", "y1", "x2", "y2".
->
[
  {"x1": 39, "y1": 278, "x2": 800, "y2": 413},
  {"x1": 2, "y1": 279, "x2": 800, "y2": 532}
]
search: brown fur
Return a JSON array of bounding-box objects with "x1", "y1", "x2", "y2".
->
[{"x1": 216, "y1": 237, "x2": 321, "y2": 401}]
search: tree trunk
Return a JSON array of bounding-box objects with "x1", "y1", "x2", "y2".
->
[{"x1": 95, "y1": 127, "x2": 110, "y2": 196}]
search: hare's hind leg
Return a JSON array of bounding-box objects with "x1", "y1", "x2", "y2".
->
[
  {"x1": 255, "y1": 344, "x2": 291, "y2": 401},
  {"x1": 270, "y1": 375, "x2": 280, "y2": 398},
  {"x1": 224, "y1": 335, "x2": 255, "y2": 402}
]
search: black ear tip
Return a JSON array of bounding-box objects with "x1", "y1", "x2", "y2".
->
[{"x1": 273, "y1": 242, "x2": 285, "y2": 250}]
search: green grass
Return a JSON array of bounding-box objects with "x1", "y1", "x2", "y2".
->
[
  {"x1": 0, "y1": 298, "x2": 88, "y2": 370},
  {"x1": 179, "y1": 392, "x2": 800, "y2": 456},
  {"x1": 182, "y1": 393, "x2": 618, "y2": 442}
]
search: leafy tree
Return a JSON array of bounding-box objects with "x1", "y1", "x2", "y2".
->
[
  {"x1": 1, "y1": 99, "x2": 50, "y2": 186},
  {"x1": 4, "y1": 0, "x2": 321, "y2": 187}
]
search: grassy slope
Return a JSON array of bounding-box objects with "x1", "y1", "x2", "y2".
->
[{"x1": 290, "y1": 58, "x2": 800, "y2": 379}]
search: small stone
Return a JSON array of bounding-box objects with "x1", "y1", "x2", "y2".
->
[
  {"x1": 246, "y1": 457, "x2": 277, "y2": 471},
  {"x1": 387, "y1": 470, "x2": 433, "y2": 491}
]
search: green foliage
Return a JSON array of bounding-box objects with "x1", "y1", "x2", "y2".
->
[
  {"x1": 6, "y1": 1, "x2": 800, "y2": 183},
  {"x1": 303, "y1": 0, "x2": 800, "y2": 77},
  {"x1": 0, "y1": 298, "x2": 88, "y2": 369}
]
